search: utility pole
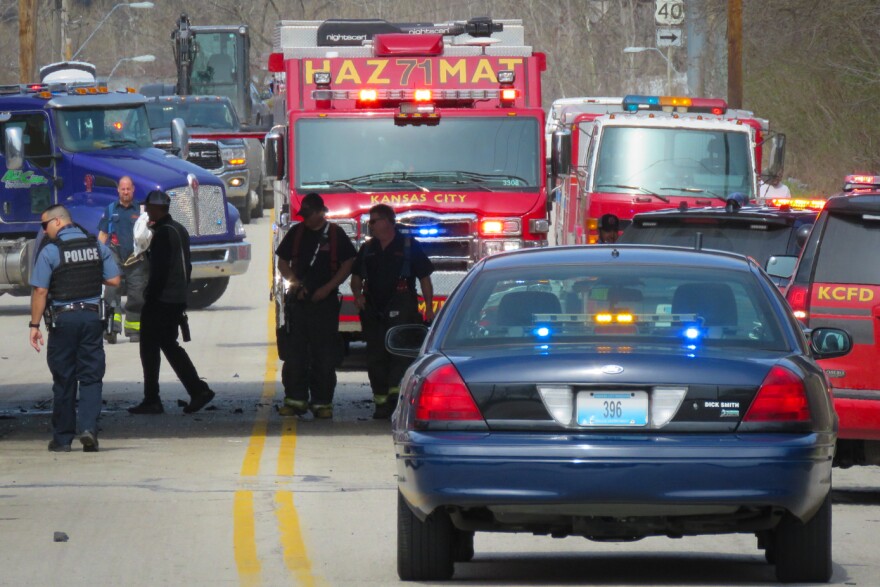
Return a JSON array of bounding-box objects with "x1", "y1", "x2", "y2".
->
[
  {"x1": 61, "y1": 0, "x2": 72, "y2": 60},
  {"x1": 19, "y1": 0, "x2": 37, "y2": 83},
  {"x1": 727, "y1": 0, "x2": 743, "y2": 108}
]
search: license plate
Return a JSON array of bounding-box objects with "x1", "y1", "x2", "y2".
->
[{"x1": 577, "y1": 391, "x2": 648, "y2": 427}]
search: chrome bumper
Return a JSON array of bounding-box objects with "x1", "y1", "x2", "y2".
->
[{"x1": 190, "y1": 241, "x2": 251, "y2": 279}]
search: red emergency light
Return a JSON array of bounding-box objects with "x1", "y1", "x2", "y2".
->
[
  {"x1": 843, "y1": 174, "x2": 880, "y2": 192},
  {"x1": 769, "y1": 198, "x2": 825, "y2": 211},
  {"x1": 268, "y1": 52, "x2": 284, "y2": 73},
  {"x1": 374, "y1": 33, "x2": 444, "y2": 57},
  {"x1": 500, "y1": 88, "x2": 518, "y2": 101}
]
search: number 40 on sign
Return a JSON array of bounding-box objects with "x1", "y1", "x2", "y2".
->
[{"x1": 655, "y1": 0, "x2": 685, "y2": 26}]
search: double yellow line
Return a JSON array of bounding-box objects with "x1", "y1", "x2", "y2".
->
[{"x1": 233, "y1": 254, "x2": 317, "y2": 586}]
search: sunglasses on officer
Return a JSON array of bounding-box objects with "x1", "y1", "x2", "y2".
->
[{"x1": 41, "y1": 217, "x2": 58, "y2": 231}]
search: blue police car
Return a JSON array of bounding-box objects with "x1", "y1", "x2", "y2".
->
[{"x1": 388, "y1": 245, "x2": 850, "y2": 583}]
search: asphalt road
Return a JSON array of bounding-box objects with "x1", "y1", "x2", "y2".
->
[{"x1": 1, "y1": 215, "x2": 879, "y2": 586}]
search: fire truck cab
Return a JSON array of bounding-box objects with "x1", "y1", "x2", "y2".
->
[
  {"x1": 548, "y1": 95, "x2": 786, "y2": 246},
  {"x1": 264, "y1": 17, "x2": 548, "y2": 338}
]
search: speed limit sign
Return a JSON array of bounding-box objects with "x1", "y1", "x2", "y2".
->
[{"x1": 655, "y1": 0, "x2": 685, "y2": 26}]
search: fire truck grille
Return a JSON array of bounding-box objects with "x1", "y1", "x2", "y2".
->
[
  {"x1": 167, "y1": 184, "x2": 228, "y2": 237},
  {"x1": 368, "y1": 213, "x2": 476, "y2": 272}
]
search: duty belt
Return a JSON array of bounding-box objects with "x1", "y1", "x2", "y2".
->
[{"x1": 54, "y1": 302, "x2": 100, "y2": 314}]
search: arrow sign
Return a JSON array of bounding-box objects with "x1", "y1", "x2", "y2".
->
[{"x1": 656, "y1": 27, "x2": 682, "y2": 47}]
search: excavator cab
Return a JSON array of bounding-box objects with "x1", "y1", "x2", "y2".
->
[{"x1": 173, "y1": 13, "x2": 271, "y2": 130}]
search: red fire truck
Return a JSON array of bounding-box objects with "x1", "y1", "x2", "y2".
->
[
  {"x1": 264, "y1": 18, "x2": 548, "y2": 338},
  {"x1": 548, "y1": 95, "x2": 786, "y2": 245}
]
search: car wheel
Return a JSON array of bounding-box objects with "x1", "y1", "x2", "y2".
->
[
  {"x1": 186, "y1": 277, "x2": 230, "y2": 310},
  {"x1": 452, "y1": 529, "x2": 475, "y2": 562},
  {"x1": 774, "y1": 492, "x2": 832, "y2": 583},
  {"x1": 397, "y1": 490, "x2": 454, "y2": 581},
  {"x1": 238, "y1": 202, "x2": 251, "y2": 224},
  {"x1": 251, "y1": 191, "x2": 264, "y2": 218}
]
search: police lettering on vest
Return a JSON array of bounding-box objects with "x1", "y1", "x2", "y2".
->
[
  {"x1": 49, "y1": 236, "x2": 104, "y2": 302},
  {"x1": 63, "y1": 247, "x2": 100, "y2": 263}
]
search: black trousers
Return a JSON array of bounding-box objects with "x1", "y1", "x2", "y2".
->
[
  {"x1": 280, "y1": 295, "x2": 340, "y2": 406},
  {"x1": 140, "y1": 300, "x2": 209, "y2": 401},
  {"x1": 360, "y1": 300, "x2": 415, "y2": 398}
]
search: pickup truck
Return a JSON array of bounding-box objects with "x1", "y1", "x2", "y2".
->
[{"x1": 144, "y1": 94, "x2": 265, "y2": 223}]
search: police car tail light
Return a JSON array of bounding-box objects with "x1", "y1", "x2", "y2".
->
[
  {"x1": 414, "y1": 363, "x2": 483, "y2": 423},
  {"x1": 744, "y1": 365, "x2": 810, "y2": 422},
  {"x1": 786, "y1": 284, "x2": 810, "y2": 323}
]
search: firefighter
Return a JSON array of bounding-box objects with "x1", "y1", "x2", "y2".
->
[
  {"x1": 350, "y1": 204, "x2": 435, "y2": 419},
  {"x1": 29, "y1": 205, "x2": 121, "y2": 452},
  {"x1": 128, "y1": 190, "x2": 215, "y2": 415},
  {"x1": 97, "y1": 175, "x2": 146, "y2": 342},
  {"x1": 275, "y1": 193, "x2": 356, "y2": 419},
  {"x1": 599, "y1": 214, "x2": 620, "y2": 244}
]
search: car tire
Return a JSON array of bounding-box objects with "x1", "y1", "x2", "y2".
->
[
  {"x1": 186, "y1": 277, "x2": 230, "y2": 310},
  {"x1": 774, "y1": 492, "x2": 832, "y2": 583},
  {"x1": 397, "y1": 490, "x2": 454, "y2": 581},
  {"x1": 238, "y1": 201, "x2": 251, "y2": 224},
  {"x1": 452, "y1": 529, "x2": 475, "y2": 562},
  {"x1": 251, "y1": 191, "x2": 264, "y2": 218}
]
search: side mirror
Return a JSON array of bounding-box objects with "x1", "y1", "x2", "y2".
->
[
  {"x1": 550, "y1": 128, "x2": 571, "y2": 179},
  {"x1": 765, "y1": 255, "x2": 798, "y2": 279},
  {"x1": 264, "y1": 125, "x2": 286, "y2": 180},
  {"x1": 170, "y1": 117, "x2": 189, "y2": 160},
  {"x1": 763, "y1": 132, "x2": 786, "y2": 180},
  {"x1": 4, "y1": 126, "x2": 24, "y2": 170},
  {"x1": 385, "y1": 324, "x2": 429, "y2": 358},
  {"x1": 809, "y1": 327, "x2": 852, "y2": 360}
]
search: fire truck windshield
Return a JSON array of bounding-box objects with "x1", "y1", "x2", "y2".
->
[
  {"x1": 593, "y1": 126, "x2": 753, "y2": 200},
  {"x1": 296, "y1": 117, "x2": 539, "y2": 192},
  {"x1": 55, "y1": 106, "x2": 153, "y2": 153}
]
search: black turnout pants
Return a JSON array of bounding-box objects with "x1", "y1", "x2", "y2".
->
[
  {"x1": 280, "y1": 295, "x2": 340, "y2": 406},
  {"x1": 360, "y1": 301, "x2": 414, "y2": 398}
]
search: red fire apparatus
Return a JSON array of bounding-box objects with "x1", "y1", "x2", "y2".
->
[
  {"x1": 264, "y1": 18, "x2": 548, "y2": 338},
  {"x1": 548, "y1": 95, "x2": 786, "y2": 245}
]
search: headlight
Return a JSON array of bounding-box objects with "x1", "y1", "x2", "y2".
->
[
  {"x1": 221, "y1": 147, "x2": 247, "y2": 166},
  {"x1": 234, "y1": 218, "x2": 246, "y2": 236}
]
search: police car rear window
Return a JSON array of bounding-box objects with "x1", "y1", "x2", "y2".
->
[{"x1": 814, "y1": 213, "x2": 880, "y2": 284}]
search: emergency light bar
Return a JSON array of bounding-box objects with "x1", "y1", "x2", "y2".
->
[
  {"x1": 622, "y1": 95, "x2": 728, "y2": 115},
  {"x1": 769, "y1": 198, "x2": 826, "y2": 211},
  {"x1": 843, "y1": 174, "x2": 880, "y2": 192},
  {"x1": 322, "y1": 88, "x2": 512, "y2": 104},
  {"x1": 0, "y1": 80, "x2": 114, "y2": 97}
]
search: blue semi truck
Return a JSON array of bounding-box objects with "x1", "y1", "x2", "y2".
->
[{"x1": 0, "y1": 82, "x2": 250, "y2": 308}]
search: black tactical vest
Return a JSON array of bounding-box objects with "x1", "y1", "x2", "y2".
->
[{"x1": 48, "y1": 233, "x2": 104, "y2": 302}]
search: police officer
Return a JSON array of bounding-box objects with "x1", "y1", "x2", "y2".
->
[
  {"x1": 276, "y1": 193, "x2": 356, "y2": 419},
  {"x1": 97, "y1": 175, "x2": 146, "y2": 342},
  {"x1": 29, "y1": 205, "x2": 121, "y2": 452},
  {"x1": 598, "y1": 213, "x2": 620, "y2": 244},
  {"x1": 350, "y1": 204, "x2": 434, "y2": 419},
  {"x1": 128, "y1": 190, "x2": 215, "y2": 415}
]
